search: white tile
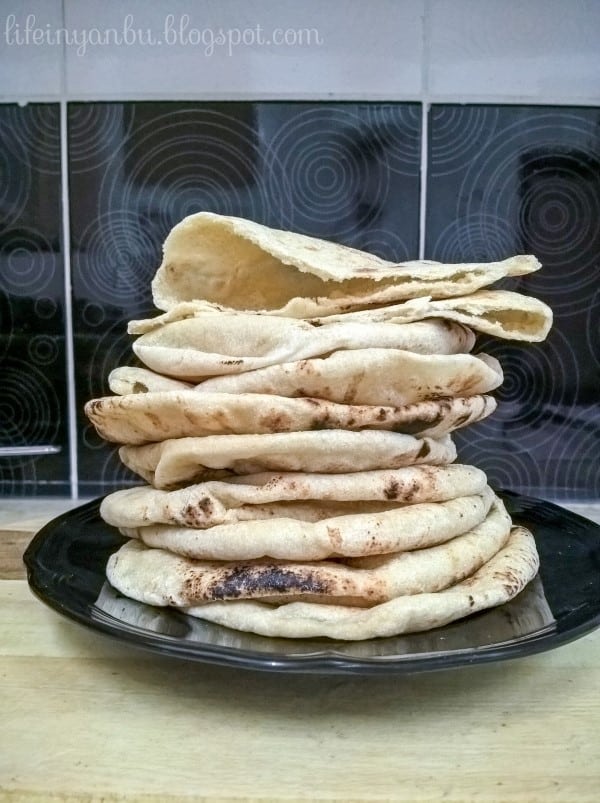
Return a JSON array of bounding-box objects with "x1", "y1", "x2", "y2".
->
[
  {"x1": 64, "y1": 0, "x2": 423, "y2": 99},
  {"x1": 428, "y1": 0, "x2": 600, "y2": 102},
  {"x1": 0, "y1": 1, "x2": 63, "y2": 98}
]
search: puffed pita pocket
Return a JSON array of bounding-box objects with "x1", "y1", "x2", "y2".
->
[{"x1": 151, "y1": 211, "x2": 540, "y2": 317}]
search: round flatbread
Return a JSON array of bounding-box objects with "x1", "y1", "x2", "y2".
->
[
  {"x1": 117, "y1": 488, "x2": 495, "y2": 561},
  {"x1": 100, "y1": 464, "x2": 489, "y2": 529},
  {"x1": 119, "y1": 431, "x2": 457, "y2": 490},
  {"x1": 85, "y1": 390, "x2": 496, "y2": 445}
]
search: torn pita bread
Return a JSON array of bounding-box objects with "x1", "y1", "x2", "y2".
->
[
  {"x1": 119, "y1": 431, "x2": 457, "y2": 490},
  {"x1": 117, "y1": 488, "x2": 495, "y2": 562},
  {"x1": 107, "y1": 496, "x2": 509, "y2": 606},
  {"x1": 181, "y1": 526, "x2": 539, "y2": 639},
  {"x1": 151, "y1": 212, "x2": 540, "y2": 317},
  {"x1": 194, "y1": 350, "x2": 503, "y2": 406},
  {"x1": 314, "y1": 289, "x2": 553, "y2": 342},
  {"x1": 129, "y1": 312, "x2": 475, "y2": 380},
  {"x1": 100, "y1": 464, "x2": 488, "y2": 529},
  {"x1": 85, "y1": 390, "x2": 496, "y2": 445}
]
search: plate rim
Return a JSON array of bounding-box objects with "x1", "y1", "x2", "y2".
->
[{"x1": 23, "y1": 492, "x2": 600, "y2": 675}]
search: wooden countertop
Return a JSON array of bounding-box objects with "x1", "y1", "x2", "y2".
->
[{"x1": 1, "y1": 498, "x2": 599, "y2": 802}]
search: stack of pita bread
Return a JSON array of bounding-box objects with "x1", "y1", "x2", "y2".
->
[{"x1": 86, "y1": 213, "x2": 552, "y2": 640}]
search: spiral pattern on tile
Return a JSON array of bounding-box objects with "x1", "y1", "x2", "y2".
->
[
  {"x1": 0, "y1": 290, "x2": 13, "y2": 360},
  {"x1": 0, "y1": 105, "x2": 60, "y2": 174},
  {"x1": 429, "y1": 213, "x2": 519, "y2": 263},
  {"x1": 1, "y1": 360, "x2": 60, "y2": 444},
  {"x1": 82, "y1": 321, "x2": 135, "y2": 401},
  {"x1": 69, "y1": 104, "x2": 136, "y2": 173},
  {"x1": 455, "y1": 429, "x2": 543, "y2": 494},
  {"x1": 347, "y1": 226, "x2": 411, "y2": 262},
  {"x1": 33, "y1": 297, "x2": 59, "y2": 320},
  {"x1": 80, "y1": 302, "x2": 107, "y2": 329},
  {"x1": 0, "y1": 228, "x2": 58, "y2": 296},
  {"x1": 27, "y1": 335, "x2": 59, "y2": 367},
  {"x1": 362, "y1": 104, "x2": 421, "y2": 176},
  {"x1": 429, "y1": 106, "x2": 499, "y2": 177},
  {"x1": 101, "y1": 108, "x2": 273, "y2": 233},
  {"x1": 549, "y1": 428, "x2": 600, "y2": 496},
  {"x1": 482, "y1": 330, "x2": 580, "y2": 446},
  {"x1": 458, "y1": 111, "x2": 600, "y2": 313},
  {"x1": 73, "y1": 209, "x2": 160, "y2": 306},
  {"x1": 0, "y1": 133, "x2": 30, "y2": 228},
  {"x1": 585, "y1": 286, "x2": 600, "y2": 372},
  {"x1": 264, "y1": 107, "x2": 394, "y2": 235}
]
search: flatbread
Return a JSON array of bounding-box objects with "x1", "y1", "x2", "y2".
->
[
  {"x1": 129, "y1": 312, "x2": 475, "y2": 380},
  {"x1": 314, "y1": 289, "x2": 553, "y2": 342},
  {"x1": 100, "y1": 464, "x2": 488, "y2": 529},
  {"x1": 107, "y1": 496, "x2": 510, "y2": 606},
  {"x1": 117, "y1": 487, "x2": 495, "y2": 562},
  {"x1": 85, "y1": 390, "x2": 496, "y2": 445},
  {"x1": 119, "y1": 431, "x2": 457, "y2": 490},
  {"x1": 182, "y1": 526, "x2": 539, "y2": 639},
  {"x1": 151, "y1": 212, "x2": 540, "y2": 317},
  {"x1": 194, "y1": 349, "x2": 503, "y2": 406},
  {"x1": 94, "y1": 569, "x2": 553, "y2": 653}
]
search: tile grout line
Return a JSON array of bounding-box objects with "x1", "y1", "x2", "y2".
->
[
  {"x1": 418, "y1": 102, "x2": 429, "y2": 260},
  {"x1": 59, "y1": 0, "x2": 78, "y2": 500},
  {"x1": 60, "y1": 100, "x2": 78, "y2": 500},
  {"x1": 418, "y1": 0, "x2": 431, "y2": 260}
]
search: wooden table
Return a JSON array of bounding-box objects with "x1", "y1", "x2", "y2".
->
[{"x1": 1, "y1": 499, "x2": 599, "y2": 802}]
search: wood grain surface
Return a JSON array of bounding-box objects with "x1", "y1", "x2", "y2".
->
[{"x1": 1, "y1": 499, "x2": 599, "y2": 802}]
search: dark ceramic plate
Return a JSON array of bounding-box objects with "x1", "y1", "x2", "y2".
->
[{"x1": 23, "y1": 492, "x2": 600, "y2": 675}]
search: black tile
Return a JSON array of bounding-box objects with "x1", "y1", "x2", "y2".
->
[
  {"x1": 0, "y1": 104, "x2": 69, "y2": 496},
  {"x1": 427, "y1": 105, "x2": 600, "y2": 499},
  {"x1": 69, "y1": 102, "x2": 422, "y2": 495}
]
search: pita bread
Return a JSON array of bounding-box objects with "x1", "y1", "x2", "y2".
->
[
  {"x1": 314, "y1": 289, "x2": 553, "y2": 343},
  {"x1": 100, "y1": 464, "x2": 488, "y2": 529},
  {"x1": 119, "y1": 431, "x2": 457, "y2": 490},
  {"x1": 120, "y1": 499, "x2": 406, "y2": 527},
  {"x1": 151, "y1": 212, "x2": 540, "y2": 317},
  {"x1": 107, "y1": 496, "x2": 510, "y2": 607},
  {"x1": 85, "y1": 390, "x2": 497, "y2": 445},
  {"x1": 129, "y1": 303, "x2": 476, "y2": 344},
  {"x1": 129, "y1": 313, "x2": 475, "y2": 380},
  {"x1": 118, "y1": 487, "x2": 495, "y2": 562},
  {"x1": 181, "y1": 526, "x2": 539, "y2": 639},
  {"x1": 194, "y1": 349, "x2": 503, "y2": 406},
  {"x1": 94, "y1": 568, "x2": 553, "y2": 653}
]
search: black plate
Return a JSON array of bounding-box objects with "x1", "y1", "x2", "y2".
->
[{"x1": 23, "y1": 491, "x2": 600, "y2": 675}]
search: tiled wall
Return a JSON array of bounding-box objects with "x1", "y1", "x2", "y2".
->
[{"x1": 1, "y1": 1, "x2": 599, "y2": 500}]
